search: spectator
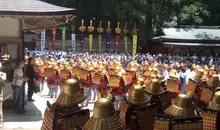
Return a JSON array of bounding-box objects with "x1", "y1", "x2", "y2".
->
[
  {"x1": 26, "y1": 57, "x2": 36, "y2": 101},
  {"x1": 12, "y1": 61, "x2": 27, "y2": 113}
]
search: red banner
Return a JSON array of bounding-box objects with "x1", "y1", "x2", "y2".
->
[
  {"x1": 115, "y1": 35, "x2": 120, "y2": 53},
  {"x1": 52, "y1": 28, "x2": 56, "y2": 50}
]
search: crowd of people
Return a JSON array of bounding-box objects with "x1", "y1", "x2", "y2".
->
[{"x1": 11, "y1": 49, "x2": 220, "y2": 114}]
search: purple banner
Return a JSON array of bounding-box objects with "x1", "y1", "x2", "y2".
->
[
  {"x1": 80, "y1": 33, "x2": 84, "y2": 51},
  {"x1": 106, "y1": 35, "x2": 110, "y2": 52}
]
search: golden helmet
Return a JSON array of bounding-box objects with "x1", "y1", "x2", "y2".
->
[
  {"x1": 184, "y1": 90, "x2": 195, "y2": 100},
  {"x1": 207, "y1": 74, "x2": 219, "y2": 88},
  {"x1": 56, "y1": 78, "x2": 86, "y2": 106},
  {"x1": 214, "y1": 87, "x2": 220, "y2": 92},
  {"x1": 208, "y1": 91, "x2": 220, "y2": 111},
  {"x1": 164, "y1": 94, "x2": 195, "y2": 117},
  {"x1": 193, "y1": 69, "x2": 205, "y2": 81},
  {"x1": 127, "y1": 85, "x2": 150, "y2": 106},
  {"x1": 169, "y1": 69, "x2": 177, "y2": 79},
  {"x1": 83, "y1": 98, "x2": 124, "y2": 130},
  {"x1": 137, "y1": 76, "x2": 145, "y2": 86},
  {"x1": 146, "y1": 78, "x2": 164, "y2": 96}
]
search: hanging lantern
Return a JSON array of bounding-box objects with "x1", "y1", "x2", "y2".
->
[{"x1": 2, "y1": 54, "x2": 10, "y2": 61}]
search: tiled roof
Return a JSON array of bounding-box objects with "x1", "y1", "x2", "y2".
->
[
  {"x1": 0, "y1": 0, "x2": 75, "y2": 14},
  {"x1": 157, "y1": 26, "x2": 220, "y2": 40}
]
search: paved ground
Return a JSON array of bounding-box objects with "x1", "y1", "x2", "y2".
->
[{"x1": 2, "y1": 85, "x2": 95, "y2": 130}]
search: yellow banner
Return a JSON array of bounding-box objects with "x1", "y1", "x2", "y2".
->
[
  {"x1": 89, "y1": 34, "x2": 93, "y2": 52},
  {"x1": 133, "y1": 35, "x2": 137, "y2": 55}
]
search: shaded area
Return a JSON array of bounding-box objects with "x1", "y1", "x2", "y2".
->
[{"x1": 3, "y1": 101, "x2": 42, "y2": 122}]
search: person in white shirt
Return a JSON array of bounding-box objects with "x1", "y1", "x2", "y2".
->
[{"x1": 11, "y1": 61, "x2": 27, "y2": 113}]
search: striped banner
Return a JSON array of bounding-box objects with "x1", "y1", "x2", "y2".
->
[
  {"x1": 115, "y1": 35, "x2": 120, "y2": 53},
  {"x1": 61, "y1": 27, "x2": 66, "y2": 50},
  {"x1": 106, "y1": 35, "x2": 110, "y2": 52},
  {"x1": 124, "y1": 36, "x2": 128, "y2": 53},
  {"x1": 89, "y1": 34, "x2": 93, "y2": 52},
  {"x1": 133, "y1": 35, "x2": 137, "y2": 55},
  {"x1": 71, "y1": 34, "x2": 76, "y2": 52},
  {"x1": 40, "y1": 30, "x2": 46, "y2": 54},
  {"x1": 98, "y1": 35, "x2": 102, "y2": 53}
]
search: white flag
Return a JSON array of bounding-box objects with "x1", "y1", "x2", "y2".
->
[
  {"x1": 71, "y1": 34, "x2": 76, "y2": 52},
  {"x1": 41, "y1": 30, "x2": 46, "y2": 54}
]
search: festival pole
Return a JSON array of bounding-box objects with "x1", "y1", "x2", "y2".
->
[
  {"x1": 52, "y1": 28, "x2": 56, "y2": 50},
  {"x1": 115, "y1": 22, "x2": 121, "y2": 53},
  {"x1": 132, "y1": 23, "x2": 138, "y2": 55},
  {"x1": 97, "y1": 21, "x2": 104, "y2": 53},
  {"x1": 40, "y1": 30, "x2": 46, "y2": 54},
  {"x1": 123, "y1": 23, "x2": 129, "y2": 54},
  {"x1": 87, "y1": 20, "x2": 94, "y2": 53},
  {"x1": 105, "y1": 21, "x2": 111, "y2": 53},
  {"x1": 71, "y1": 25, "x2": 76, "y2": 52},
  {"x1": 61, "y1": 27, "x2": 66, "y2": 51},
  {"x1": 79, "y1": 20, "x2": 86, "y2": 52}
]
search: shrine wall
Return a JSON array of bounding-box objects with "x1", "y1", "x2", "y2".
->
[{"x1": 0, "y1": 17, "x2": 20, "y2": 37}]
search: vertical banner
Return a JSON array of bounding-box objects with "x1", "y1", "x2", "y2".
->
[
  {"x1": 40, "y1": 30, "x2": 46, "y2": 54},
  {"x1": 80, "y1": 34, "x2": 84, "y2": 52},
  {"x1": 133, "y1": 35, "x2": 137, "y2": 55},
  {"x1": 124, "y1": 36, "x2": 128, "y2": 53},
  {"x1": 89, "y1": 34, "x2": 93, "y2": 52},
  {"x1": 115, "y1": 35, "x2": 120, "y2": 53},
  {"x1": 106, "y1": 35, "x2": 110, "y2": 52},
  {"x1": 71, "y1": 34, "x2": 76, "y2": 52},
  {"x1": 61, "y1": 27, "x2": 66, "y2": 51},
  {"x1": 52, "y1": 28, "x2": 56, "y2": 50},
  {"x1": 98, "y1": 35, "x2": 102, "y2": 53}
]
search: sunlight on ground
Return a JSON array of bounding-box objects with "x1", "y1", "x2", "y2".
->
[{"x1": 2, "y1": 84, "x2": 95, "y2": 130}]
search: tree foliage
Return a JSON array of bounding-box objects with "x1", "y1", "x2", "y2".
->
[{"x1": 44, "y1": 0, "x2": 220, "y2": 44}]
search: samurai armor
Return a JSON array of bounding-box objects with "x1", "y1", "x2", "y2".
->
[
  {"x1": 41, "y1": 108, "x2": 56, "y2": 130},
  {"x1": 136, "y1": 104, "x2": 157, "y2": 130},
  {"x1": 119, "y1": 100, "x2": 129, "y2": 121},
  {"x1": 200, "y1": 86, "x2": 214, "y2": 104},
  {"x1": 153, "y1": 114, "x2": 171, "y2": 130},
  {"x1": 119, "y1": 97, "x2": 156, "y2": 130},
  {"x1": 124, "y1": 70, "x2": 136, "y2": 85},
  {"x1": 164, "y1": 94, "x2": 195, "y2": 117},
  {"x1": 41, "y1": 103, "x2": 89, "y2": 130},
  {"x1": 92, "y1": 73, "x2": 105, "y2": 85},
  {"x1": 73, "y1": 67, "x2": 90, "y2": 80},
  {"x1": 201, "y1": 108, "x2": 220, "y2": 130},
  {"x1": 44, "y1": 68, "x2": 54, "y2": 77},
  {"x1": 59, "y1": 70, "x2": 71, "y2": 80},
  {"x1": 146, "y1": 79, "x2": 165, "y2": 96},
  {"x1": 167, "y1": 78, "x2": 179, "y2": 93},
  {"x1": 186, "y1": 79, "x2": 197, "y2": 93},
  {"x1": 56, "y1": 78, "x2": 86, "y2": 106},
  {"x1": 109, "y1": 75, "x2": 124, "y2": 88},
  {"x1": 56, "y1": 109, "x2": 90, "y2": 130},
  {"x1": 208, "y1": 91, "x2": 220, "y2": 111},
  {"x1": 83, "y1": 98, "x2": 124, "y2": 130},
  {"x1": 171, "y1": 116, "x2": 203, "y2": 130},
  {"x1": 158, "y1": 91, "x2": 172, "y2": 112}
]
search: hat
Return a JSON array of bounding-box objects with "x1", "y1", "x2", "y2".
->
[
  {"x1": 208, "y1": 91, "x2": 220, "y2": 111},
  {"x1": 164, "y1": 94, "x2": 195, "y2": 117},
  {"x1": 83, "y1": 98, "x2": 124, "y2": 130},
  {"x1": 207, "y1": 74, "x2": 219, "y2": 88},
  {"x1": 56, "y1": 78, "x2": 86, "y2": 106},
  {"x1": 146, "y1": 78, "x2": 164, "y2": 96},
  {"x1": 127, "y1": 85, "x2": 151, "y2": 106}
]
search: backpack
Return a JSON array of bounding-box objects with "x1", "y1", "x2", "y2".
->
[{"x1": 8, "y1": 68, "x2": 16, "y2": 82}]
